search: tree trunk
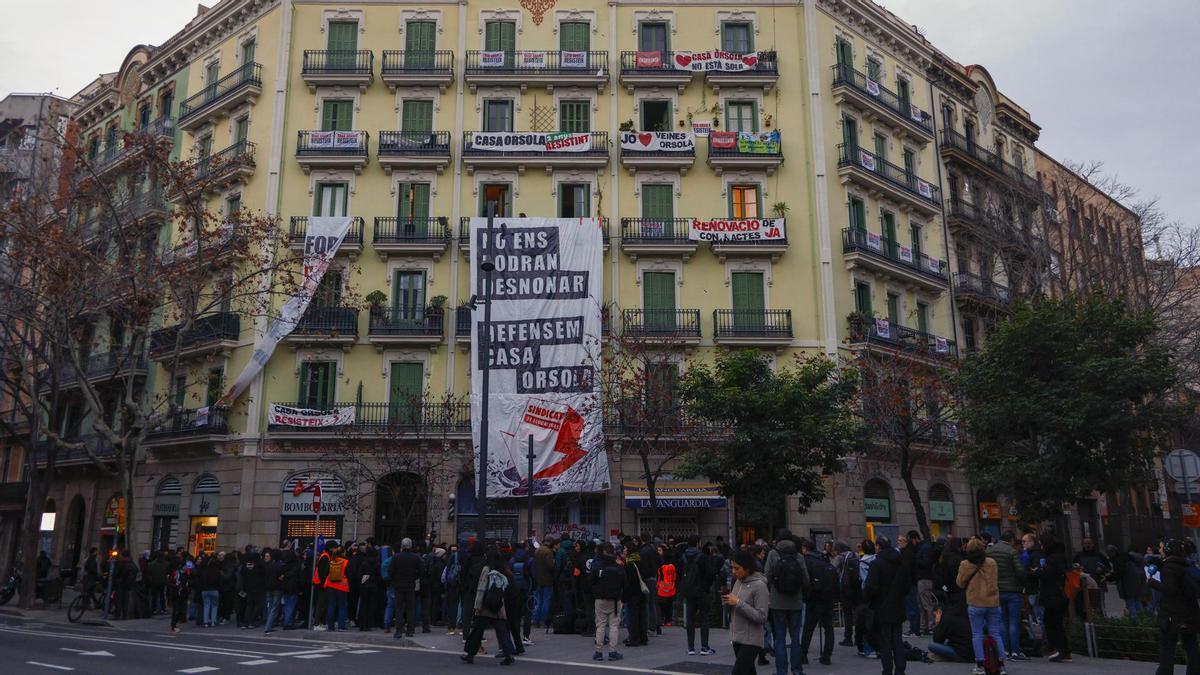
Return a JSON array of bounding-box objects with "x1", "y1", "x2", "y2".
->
[
  {"x1": 640, "y1": 451, "x2": 660, "y2": 538},
  {"x1": 122, "y1": 461, "x2": 137, "y2": 556},
  {"x1": 17, "y1": 469, "x2": 48, "y2": 609},
  {"x1": 898, "y1": 448, "x2": 931, "y2": 541}
]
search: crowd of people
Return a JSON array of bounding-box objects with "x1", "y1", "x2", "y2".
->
[{"x1": 65, "y1": 527, "x2": 1200, "y2": 675}]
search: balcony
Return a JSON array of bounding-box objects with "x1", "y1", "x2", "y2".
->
[
  {"x1": 847, "y1": 316, "x2": 957, "y2": 361},
  {"x1": 288, "y1": 216, "x2": 364, "y2": 258},
  {"x1": 954, "y1": 272, "x2": 1011, "y2": 313},
  {"x1": 149, "y1": 311, "x2": 241, "y2": 361},
  {"x1": 619, "y1": 131, "x2": 696, "y2": 174},
  {"x1": 78, "y1": 189, "x2": 171, "y2": 244},
  {"x1": 462, "y1": 131, "x2": 609, "y2": 174},
  {"x1": 295, "y1": 130, "x2": 369, "y2": 173},
  {"x1": 831, "y1": 65, "x2": 933, "y2": 142},
  {"x1": 285, "y1": 306, "x2": 359, "y2": 348},
  {"x1": 367, "y1": 307, "x2": 444, "y2": 348},
  {"x1": 90, "y1": 117, "x2": 177, "y2": 178},
  {"x1": 144, "y1": 407, "x2": 229, "y2": 451},
  {"x1": 178, "y1": 140, "x2": 256, "y2": 198},
  {"x1": 621, "y1": 308, "x2": 702, "y2": 345},
  {"x1": 32, "y1": 435, "x2": 116, "y2": 468},
  {"x1": 377, "y1": 130, "x2": 451, "y2": 174},
  {"x1": 381, "y1": 50, "x2": 455, "y2": 91},
  {"x1": 705, "y1": 51, "x2": 779, "y2": 93},
  {"x1": 618, "y1": 51, "x2": 694, "y2": 92},
  {"x1": 706, "y1": 131, "x2": 783, "y2": 175},
  {"x1": 712, "y1": 309, "x2": 793, "y2": 346},
  {"x1": 178, "y1": 63, "x2": 263, "y2": 132},
  {"x1": 373, "y1": 216, "x2": 450, "y2": 260},
  {"x1": 939, "y1": 130, "x2": 1039, "y2": 195},
  {"x1": 55, "y1": 351, "x2": 148, "y2": 388},
  {"x1": 267, "y1": 400, "x2": 470, "y2": 438},
  {"x1": 708, "y1": 219, "x2": 790, "y2": 262},
  {"x1": 841, "y1": 228, "x2": 949, "y2": 293},
  {"x1": 464, "y1": 51, "x2": 608, "y2": 92},
  {"x1": 619, "y1": 217, "x2": 697, "y2": 260},
  {"x1": 836, "y1": 143, "x2": 941, "y2": 216},
  {"x1": 945, "y1": 198, "x2": 980, "y2": 233},
  {"x1": 301, "y1": 50, "x2": 373, "y2": 91}
]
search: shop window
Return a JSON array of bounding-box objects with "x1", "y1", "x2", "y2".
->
[
  {"x1": 928, "y1": 483, "x2": 954, "y2": 538},
  {"x1": 863, "y1": 478, "x2": 892, "y2": 523}
]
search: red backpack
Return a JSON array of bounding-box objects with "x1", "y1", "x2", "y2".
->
[{"x1": 982, "y1": 634, "x2": 1003, "y2": 675}]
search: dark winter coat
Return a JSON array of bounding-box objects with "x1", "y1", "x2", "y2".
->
[
  {"x1": 679, "y1": 547, "x2": 716, "y2": 599},
  {"x1": 931, "y1": 601, "x2": 973, "y2": 661},
  {"x1": 278, "y1": 552, "x2": 301, "y2": 595},
  {"x1": 240, "y1": 556, "x2": 265, "y2": 593},
  {"x1": 864, "y1": 546, "x2": 911, "y2": 625},
  {"x1": 387, "y1": 551, "x2": 422, "y2": 592},
  {"x1": 1113, "y1": 550, "x2": 1147, "y2": 602},
  {"x1": 1034, "y1": 543, "x2": 1070, "y2": 611},
  {"x1": 263, "y1": 558, "x2": 284, "y2": 592},
  {"x1": 1148, "y1": 555, "x2": 1200, "y2": 628}
]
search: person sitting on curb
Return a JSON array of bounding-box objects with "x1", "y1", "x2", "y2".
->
[{"x1": 928, "y1": 603, "x2": 974, "y2": 663}]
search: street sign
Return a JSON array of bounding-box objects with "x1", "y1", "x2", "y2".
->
[
  {"x1": 1174, "y1": 480, "x2": 1200, "y2": 495},
  {"x1": 1165, "y1": 449, "x2": 1200, "y2": 482}
]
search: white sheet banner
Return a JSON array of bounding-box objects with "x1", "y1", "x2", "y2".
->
[
  {"x1": 222, "y1": 216, "x2": 353, "y2": 403},
  {"x1": 470, "y1": 217, "x2": 609, "y2": 498},
  {"x1": 859, "y1": 149, "x2": 877, "y2": 171},
  {"x1": 268, "y1": 404, "x2": 355, "y2": 428},
  {"x1": 866, "y1": 79, "x2": 882, "y2": 96},
  {"x1": 479, "y1": 50, "x2": 508, "y2": 68},
  {"x1": 671, "y1": 50, "x2": 764, "y2": 72},
  {"x1": 899, "y1": 246, "x2": 914, "y2": 263},
  {"x1": 561, "y1": 51, "x2": 589, "y2": 68},
  {"x1": 875, "y1": 317, "x2": 892, "y2": 339},
  {"x1": 619, "y1": 131, "x2": 695, "y2": 152},
  {"x1": 305, "y1": 131, "x2": 362, "y2": 149},
  {"x1": 688, "y1": 217, "x2": 786, "y2": 242},
  {"x1": 468, "y1": 132, "x2": 592, "y2": 153},
  {"x1": 519, "y1": 51, "x2": 547, "y2": 69}
]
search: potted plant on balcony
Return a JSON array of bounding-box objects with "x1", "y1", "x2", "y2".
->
[
  {"x1": 425, "y1": 295, "x2": 448, "y2": 322},
  {"x1": 771, "y1": 201, "x2": 790, "y2": 219},
  {"x1": 847, "y1": 311, "x2": 873, "y2": 341},
  {"x1": 619, "y1": 120, "x2": 635, "y2": 132},
  {"x1": 366, "y1": 290, "x2": 388, "y2": 325}
]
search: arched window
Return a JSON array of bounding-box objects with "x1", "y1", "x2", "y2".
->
[
  {"x1": 863, "y1": 479, "x2": 892, "y2": 523},
  {"x1": 192, "y1": 474, "x2": 220, "y2": 494},
  {"x1": 157, "y1": 476, "x2": 182, "y2": 496}
]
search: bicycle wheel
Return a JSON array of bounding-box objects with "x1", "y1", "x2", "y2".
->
[{"x1": 67, "y1": 594, "x2": 86, "y2": 623}]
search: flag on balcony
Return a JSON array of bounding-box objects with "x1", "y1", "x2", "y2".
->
[
  {"x1": 911, "y1": 104, "x2": 924, "y2": 122},
  {"x1": 469, "y1": 131, "x2": 592, "y2": 153},
  {"x1": 269, "y1": 404, "x2": 355, "y2": 428},
  {"x1": 710, "y1": 131, "x2": 737, "y2": 149},
  {"x1": 899, "y1": 246, "x2": 913, "y2": 263},
  {"x1": 736, "y1": 131, "x2": 780, "y2": 154},
  {"x1": 470, "y1": 217, "x2": 609, "y2": 498},
  {"x1": 935, "y1": 337, "x2": 949, "y2": 354},
  {"x1": 635, "y1": 51, "x2": 663, "y2": 68}
]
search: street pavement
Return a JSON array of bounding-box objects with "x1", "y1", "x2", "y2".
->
[{"x1": 0, "y1": 603, "x2": 1178, "y2": 674}]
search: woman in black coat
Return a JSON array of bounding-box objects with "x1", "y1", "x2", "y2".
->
[
  {"x1": 1032, "y1": 537, "x2": 1071, "y2": 662},
  {"x1": 1147, "y1": 539, "x2": 1200, "y2": 675}
]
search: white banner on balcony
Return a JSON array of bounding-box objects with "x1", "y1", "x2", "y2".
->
[
  {"x1": 866, "y1": 79, "x2": 881, "y2": 96},
  {"x1": 468, "y1": 131, "x2": 592, "y2": 153},
  {"x1": 221, "y1": 216, "x2": 353, "y2": 404},
  {"x1": 899, "y1": 246, "x2": 914, "y2": 263},
  {"x1": 562, "y1": 51, "x2": 589, "y2": 68},
  {"x1": 911, "y1": 104, "x2": 924, "y2": 123},
  {"x1": 859, "y1": 149, "x2": 877, "y2": 171},
  {"x1": 470, "y1": 217, "x2": 609, "y2": 499},
  {"x1": 917, "y1": 179, "x2": 933, "y2": 199},
  {"x1": 268, "y1": 404, "x2": 355, "y2": 428},
  {"x1": 688, "y1": 217, "x2": 785, "y2": 242},
  {"x1": 619, "y1": 131, "x2": 695, "y2": 152},
  {"x1": 935, "y1": 337, "x2": 949, "y2": 354},
  {"x1": 479, "y1": 50, "x2": 507, "y2": 68},
  {"x1": 670, "y1": 50, "x2": 763, "y2": 72},
  {"x1": 519, "y1": 51, "x2": 547, "y2": 68},
  {"x1": 926, "y1": 257, "x2": 942, "y2": 274},
  {"x1": 875, "y1": 317, "x2": 891, "y2": 339},
  {"x1": 306, "y1": 131, "x2": 361, "y2": 149},
  {"x1": 867, "y1": 231, "x2": 883, "y2": 252}
]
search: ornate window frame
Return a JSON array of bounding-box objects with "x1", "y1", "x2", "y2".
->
[
  {"x1": 714, "y1": 10, "x2": 760, "y2": 37},
  {"x1": 321, "y1": 9, "x2": 366, "y2": 39},
  {"x1": 478, "y1": 9, "x2": 523, "y2": 48},
  {"x1": 399, "y1": 9, "x2": 444, "y2": 42},
  {"x1": 631, "y1": 10, "x2": 676, "y2": 36}
]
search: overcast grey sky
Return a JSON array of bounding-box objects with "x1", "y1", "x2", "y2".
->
[{"x1": 2, "y1": 1, "x2": 1195, "y2": 224}]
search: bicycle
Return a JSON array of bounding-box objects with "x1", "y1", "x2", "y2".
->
[{"x1": 67, "y1": 583, "x2": 109, "y2": 623}]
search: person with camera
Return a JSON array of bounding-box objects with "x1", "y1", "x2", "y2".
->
[{"x1": 1146, "y1": 539, "x2": 1200, "y2": 675}]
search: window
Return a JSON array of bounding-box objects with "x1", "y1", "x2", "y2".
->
[
  {"x1": 896, "y1": 77, "x2": 911, "y2": 111},
  {"x1": 388, "y1": 362, "x2": 424, "y2": 423},
  {"x1": 405, "y1": 21, "x2": 437, "y2": 68},
  {"x1": 327, "y1": 21, "x2": 358, "y2": 69},
  {"x1": 916, "y1": 302, "x2": 929, "y2": 334},
  {"x1": 225, "y1": 194, "x2": 241, "y2": 217},
  {"x1": 642, "y1": 271, "x2": 676, "y2": 330},
  {"x1": 480, "y1": 183, "x2": 512, "y2": 217},
  {"x1": 639, "y1": 100, "x2": 671, "y2": 132},
  {"x1": 559, "y1": 100, "x2": 590, "y2": 133},
  {"x1": 314, "y1": 182, "x2": 348, "y2": 217},
  {"x1": 205, "y1": 62, "x2": 220, "y2": 86},
  {"x1": 558, "y1": 183, "x2": 589, "y2": 218},
  {"x1": 886, "y1": 293, "x2": 900, "y2": 325},
  {"x1": 205, "y1": 368, "x2": 224, "y2": 407},
  {"x1": 109, "y1": 318, "x2": 126, "y2": 349},
  {"x1": 241, "y1": 39, "x2": 256, "y2": 67},
  {"x1": 910, "y1": 223, "x2": 922, "y2": 260},
  {"x1": 842, "y1": 115, "x2": 858, "y2": 150},
  {"x1": 159, "y1": 89, "x2": 174, "y2": 119},
  {"x1": 105, "y1": 125, "x2": 118, "y2": 151},
  {"x1": 866, "y1": 58, "x2": 882, "y2": 81},
  {"x1": 964, "y1": 119, "x2": 976, "y2": 147},
  {"x1": 855, "y1": 281, "x2": 872, "y2": 315},
  {"x1": 729, "y1": 185, "x2": 760, "y2": 219},
  {"x1": 87, "y1": 137, "x2": 99, "y2": 160},
  {"x1": 835, "y1": 38, "x2": 853, "y2": 71},
  {"x1": 397, "y1": 182, "x2": 430, "y2": 220},
  {"x1": 483, "y1": 100, "x2": 513, "y2": 132},
  {"x1": 137, "y1": 104, "x2": 151, "y2": 130},
  {"x1": 873, "y1": 133, "x2": 887, "y2": 165},
  {"x1": 547, "y1": 501, "x2": 569, "y2": 528},
  {"x1": 173, "y1": 375, "x2": 188, "y2": 408},
  {"x1": 197, "y1": 135, "x2": 213, "y2": 158},
  {"x1": 725, "y1": 101, "x2": 757, "y2": 132},
  {"x1": 731, "y1": 271, "x2": 765, "y2": 330},
  {"x1": 903, "y1": 148, "x2": 915, "y2": 181},
  {"x1": 298, "y1": 362, "x2": 336, "y2": 409},
  {"x1": 721, "y1": 22, "x2": 752, "y2": 53},
  {"x1": 392, "y1": 271, "x2": 426, "y2": 323},
  {"x1": 313, "y1": 270, "x2": 343, "y2": 307},
  {"x1": 484, "y1": 20, "x2": 517, "y2": 55},
  {"x1": 321, "y1": 100, "x2": 354, "y2": 131},
  {"x1": 641, "y1": 183, "x2": 674, "y2": 236},
  {"x1": 560, "y1": 21, "x2": 590, "y2": 52},
  {"x1": 401, "y1": 100, "x2": 434, "y2": 134},
  {"x1": 962, "y1": 318, "x2": 977, "y2": 352},
  {"x1": 881, "y1": 210, "x2": 897, "y2": 255},
  {"x1": 864, "y1": 479, "x2": 892, "y2": 523},
  {"x1": 639, "y1": 22, "x2": 668, "y2": 54},
  {"x1": 849, "y1": 197, "x2": 866, "y2": 231},
  {"x1": 234, "y1": 116, "x2": 249, "y2": 144}
]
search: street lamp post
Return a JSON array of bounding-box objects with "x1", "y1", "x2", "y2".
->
[{"x1": 476, "y1": 205, "x2": 502, "y2": 541}]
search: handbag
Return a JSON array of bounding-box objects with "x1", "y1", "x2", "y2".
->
[{"x1": 633, "y1": 564, "x2": 649, "y2": 595}]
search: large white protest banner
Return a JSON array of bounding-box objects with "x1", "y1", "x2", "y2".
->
[
  {"x1": 619, "y1": 131, "x2": 695, "y2": 153},
  {"x1": 688, "y1": 217, "x2": 786, "y2": 242},
  {"x1": 468, "y1": 131, "x2": 592, "y2": 153}
]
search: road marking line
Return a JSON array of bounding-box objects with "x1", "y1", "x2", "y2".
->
[
  {"x1": 26, "y1": 663, "x2": 74, "y2": 672},
  {"x1": 293, "y1": 653, "x2": 332, "y2": 659},
  {"x1": 0, "y1": 627, "x2": 263, "y2": 659},
  {"x1": 237, "y1": 660, "x2": 277, "y2": 666},
  {"x1": 178, "y1": 668, "x2": 220, "y2": 673},
  {"x1": 346, "y1": 649, "x2": 379, "y2": 654}
]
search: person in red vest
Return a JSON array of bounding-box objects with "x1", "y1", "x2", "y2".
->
[
  {"x1": 323, "y1": 542, "x2": 350, "y2": 631},
  {"x1": 311, "y1": 542, "x2": 333, "y2": 631},
  {"x1": 656, "y1": 544, "x2": 677, "y2": 632}
]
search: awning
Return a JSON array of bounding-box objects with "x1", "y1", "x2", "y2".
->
[{"x1": 623, "y1": 481, "x2": 726, "y2": 509}]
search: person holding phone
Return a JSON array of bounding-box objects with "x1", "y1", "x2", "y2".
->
[{"x1": 724, "y1": 550, "x2": 770, "y2": 675}]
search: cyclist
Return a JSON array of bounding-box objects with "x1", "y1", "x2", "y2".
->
[{"x1": 80, "y1": 548, "x2": 101, "y2": 609}]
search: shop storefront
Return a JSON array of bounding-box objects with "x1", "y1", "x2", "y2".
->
[
  {"x1": 544, "y1": 494, "x2": 605, "y2": 543},
  {"x1": 928, "y1": 484, "x2": 955, "y2": 538},
  {"x1": 152, "y1": 477, "x2": 182, "y2": 552},
  {"x1": 624, "y1": 481, "x2": 726, "y2": 539},
  {"x1": 188, "y1": 474, "x2": 220, "y2": 556},
  {"x1": 977, "y1": 490, "x2": 1003, "y2": 539},
  {"x1": 280, "y1": 471, "x2": 345, "y2": 548},
  {"x1": 864, "y1": 479, "x2": 899, "y2": 544}
]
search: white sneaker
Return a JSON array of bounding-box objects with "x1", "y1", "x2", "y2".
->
[
  {"x1": 971, "y1": 667, "x2": 985, "y2": 675},
  {"x1": 312, "y1": 625, "x2": 326, "y2": 631},
  {"x1": 522, "y1": 637, "x2": 533, "y2": 645}
]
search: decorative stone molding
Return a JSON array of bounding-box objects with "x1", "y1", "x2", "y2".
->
[
  {"x1": 721, "y1": 171, "x2": 769, "y2": 201},
  {"x1": 399, "y1": 9, "x2": 444, "y2": 39},
  {"x1": 472, "y1": 170, "x2": 521, "y2": 201},
  {"x1": 385, "y1": 257, "x2": 436, "y2": 290},
  {"x1": 389, "y1": 168, "x2": 440, "y2": 201},
  {"x1": 714, "y1": 10, "x2": 759, "y2": 36},
  {"x1": 313, "y1": 87, "x2": 363, "y2": 124},
  {"x1": 549, "y1": 169, "x2": 600, "y2": 202},
  {"x1": 552, "y1": 86, "x2": 599, "y2": 115},
  {"x1": 635, "y1": 258, "x2": 684, "y2": 290},
  {"x1": 294, "y1": 349, "x2": 345, "y2": 377},
  {"x1": 554, "y1": 8, "x2": 597, "y2": 34},
  {"x1": 631, "y1": 10, "x2": 676, "y2": 35},
  {"x1": 724, "y1": 258, "x2": 773, "y2": 290},
  {"x1": 307, "y1": 169, "x2": 357, "y2": 198},
  {"x1": 381, "y1": 351, "x2": 433, "y2": 386},
  {"x1": 633, "y1": 170, "x2": 682, "y2": 199},
  {"x1": 478, "y1": 9, "x2": 524, "y2": 45},
  {"x1": 321, "y1": 8, "x2": 366, "y2": 36},
  {"x1": 395, "y1": 89, "x2": 442, "y2": 119}
]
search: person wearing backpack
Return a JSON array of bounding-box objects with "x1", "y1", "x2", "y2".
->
[
  {"x1": 680, "y1": 535, "x2": 717, "y2": 656},
  {"x1": 323, "y1": 542, "x2": 350, "y2": 631},
  {"x1": 509, "y1": 542, "x2": 534, "y2": 645},
  {"x1": 834, "y1": 542, "x2": 860, "y2": 646},
  {"x1": 1147, "y1": 538, "x2": 1200, "y2": 675},
  {"x1": 801, "y1": 538, "x2": 838, "y2": 667},
  {"x1": 763, "y1": 531, "x2": 808, "y2": 675},
  {"x1": 461, "y1": 546, "x2": 518, "y2": 666},
  {"x1": 1031, "y1": 536, "x2": 1071, "y2": 663},
  {"x1": 590, "y1": 542, "x2": 627, "y2": 662},
  {"x1": 864, "y1": 535, "x2": 911, "y2": 675},
  {"x1": 957, "y1": 537, "x2": 1007, "y2": 675}
]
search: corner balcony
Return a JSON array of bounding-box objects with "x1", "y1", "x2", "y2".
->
[
  {"x1": 841, "y1": 228, "x2": 949, "y2": 293},
  {"x1": 174, "y1": 140, "x2": 256, "y2": 200},
  {"x1": 144, "y1": 407, "x2": 229, "y2": 452},
  {"x1": 288, "y1": 216, "x2": 364, "y2": 258},
  {"x1": 373, "y1": 216, "x2": 450, "y2": 260},
  {"x1": 464, "y1": 51, "x2": 608, "y2": 92},
  {"x1": 712, "y1": 309, "x2": 793, "y2": 347},
  {"x1": 367, "y1": 308, "x2": 444, "y2": 349},
  {"x1": 149, "y1": 311, "x2": 240, "y2": 362},
  {"x1": 939, "y1": 130, "x2": 1039, "y2": 195},
  {"x1": 381, "y1": 50, "x2": 455, "y2": 91},
  {"x1": 705, "y1": 50, "x2": 779, "y2": 93},
  {"x1": 301, "y1": 50, "x2": 373, "y2": 91},
  {"x1": 621, "y1": 308, "x2": 702, "y2": 346},
  {"x1": 90, "y1": 117, "x2": 176, "y2": 178},
  {"x1": 461, "y1": 131, "x2": 608, "y2": 174},
  {"x1": 285, "y1": 306, "x2": 359, "y2": 348},
  {"x1": 377, "y1": 130, "x2": 451, "y2": 174},
  {"x1": 618, "y1": 51, "x2": 694, "y2": 92},
  {"x1": 836, "y1": 143, "x2": 941, "y2": 217},
  {"x1": 267, "y1": 400, "x2": 470, "y2": 439},
  {"x1": 178, "y1": 63, "x2": 263, "y2": 133},
  {"x1": 954, "y1": 272, "x2": 1012, "y2": 314},
  {"x1": 707, "y1": 131, "x2": 783, "y2": 175},
  {"x1": 831, "y1": 65, "x2": 933, "y2": 142},
  {"x1": 55, "y1": 351, "x2": 148, "y2": 389},
  {"x1": 619, "y1": 133, "x2": 695, "y2": 174},
  {"x1": 295, "y1": 130, "x2": 369, "y2": 174},
  {"x1": 619, "y1": 217, "x2": 697, "y2": 260},
  {"x1": 847, "y1": 316, "x2": 957, "y2": 362},
  {"x1": 945, "y1": 198, "x2": 981, "y2": 233}
]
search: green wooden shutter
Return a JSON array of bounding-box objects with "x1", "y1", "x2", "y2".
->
[
  {"x1": 388, "y1": 362, "x2": 424, "y2": 424},
  {"x1": 321, "y1": 100, "x2": 353, "y2": 131},
  {"x1": 850, "y1": 197, "x2": 866, "y2": 232},
  {"x1": 299, "y1": 362, "x2": 335, "y2": 409},
  {"x1": 643, "y1": 271, "x2": 675, "y2": 331},
  {"x1": 234, "y1": 116, "x2": 249, "y2": 144},
  {"x1": 874, "y1": 134, "x2": 887, "y2": 165},
  {"x1": 842, "y1": 116, "x2": 858, "y2": 152},
  {"x1": 910, "y1": 224, "x2": 922, "y2": 260},
  {"x1": 401, "y1": 100, "x2": 434, "y2": 134},
  {"x1": 314, "y1": 182, "x2": 348, "y2": 216},
  {"x1": 559, "y1": 101, "x2": 589, "y2": 132},
  {"x1": 886, "y1": 294, "x2": 899, "y2": 326},
  {"x1": 916, "y1": 302, "x2": 929, "y2": 334},
  {"x1": 855, "y1": 282, "x2": 872, "y2": 315},
  {"x1": 725, "y1": 102, "x2": 757, "y2": 132},
  {"x1": 721, "y1": 23, "x2": 752, "y2": 52},
  {"x1": 897, "y1": 78, "x2": 911, "y2": 111},
  {"x1": 328, "y1": 21, "x2": 358, "y2": 69},
  {"x1": 731, "y1": 272, "x2": 764, "y2": 331},
  {"x1": 836, "y1": 39, "x2": 853, "y2": 70},
  {"x1": 641, "y1": 184, "x2": 674, "y2": 238},
  {"x1": 406, "y1": 21, "x2": 436, "y2": 68},
  {"x1": 205, "y1": 63, "x2": 220, "y2": 88},
  {"x1": 205, "y1": 368, "x2": 223, "y2": 407},
  {"x1": 241, "y1": 40, "x2": 256, "y2": 66},
  {"x1": 560, "y1": 22, "x2": 590, "y2": 52},
  {"x1": 882, "y1": 211, "x2": 897, "y2": 257},
  {"x1": 485, "y1": 21, "x2": 516, "y2": 67},
  {"x1": 639, "y1": 23, "x2": 668, "y2": 53}
]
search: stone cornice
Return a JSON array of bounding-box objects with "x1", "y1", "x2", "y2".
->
[
  {"x1": 142, "y1": 0, "x2": 280, "y2": 83},
  {"x1": 818, "y1": 0, "x2": 935, "y2": 74},
  {"x1": 997, "y1": 104, "x2": 1040, "y2": 143}
]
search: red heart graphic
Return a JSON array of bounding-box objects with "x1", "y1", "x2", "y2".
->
[
  {"x1": 638, "y1": 133, "x2": 653, "y2": 147},
  {"x1": 674, "y1": 53, "x2": 692, "y2": 67},
  {"x1": 741, "y1": 54, "x2": 759, "y2": 67}
]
